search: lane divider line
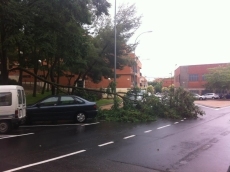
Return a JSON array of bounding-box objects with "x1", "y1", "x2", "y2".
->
[
  {"x1": 3, "y1": 150, "x2": 86, "y2": 172},
  {"x1": 0, "y1": 133, "x2": 34, "y2": 140},
  {"x1": 20, "y1": 122, "x2": 100, "y2": 128},
  {"x1": 81, "y1": 122, "x2": 100, "y2": 126},
  {"x1": 184, "y1": 118, "x2": 186, "y2": 120},
  {"x1": 157, "y1": 125, "x2": 171, "y2": 129},
  {"x1": 123, "y1": 135, "x2": 135, "y2": 139},
  {"x1": 20, "y1": 124, "x2": 82, "y2": 127},
  {"x1": 181, "y1": 120, "x2": 184, "y2": 122},
  {"x1": 174, "y1": 122, "x2": 179, "y2": 124},
  {"x1": 98, "y1": 141, "x2": 114, "y2": 147},
  {"x1": 144, "y1": 130, "x2": 152, "y2": 133}
]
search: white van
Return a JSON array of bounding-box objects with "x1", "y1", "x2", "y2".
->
[{"x1": 0, "y1": 85, "x2": 26, "y2": 134}]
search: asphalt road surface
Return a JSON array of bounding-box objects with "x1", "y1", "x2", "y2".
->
[{"x1": 1, "y1": 105, "x2": 230, "y2": 172}]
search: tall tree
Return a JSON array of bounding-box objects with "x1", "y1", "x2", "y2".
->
[
  {"x1": 0, "y1": 0, "x2": 25, "y2": 84},
  {"x1": 205, "y1": 65, "x2": 230, "y2": 93},
  {"x1": 72, "y1": 3, "x2": 142, "y2": 89}
]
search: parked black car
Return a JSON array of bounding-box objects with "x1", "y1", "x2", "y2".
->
[{"x1": 26, "y1": 95, "x2": 98, "y2": 123}]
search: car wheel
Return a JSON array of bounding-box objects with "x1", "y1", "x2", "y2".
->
[
  {"x1": 0, "y1": 120, "x2": 11, "y2": 134},
  {"x1": 212, "y1": 97, "x2": 215, "y2": 99},
  {"x1": 75, "y1": 112, "x2": 86, "y2": 123},
  {"x1": 199, "y1": 97, "x2": 202, "y2": 100}
]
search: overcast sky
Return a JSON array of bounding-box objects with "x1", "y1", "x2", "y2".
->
[{"x1": 108, "y1": 0, "x2": 230, "y2": 80}]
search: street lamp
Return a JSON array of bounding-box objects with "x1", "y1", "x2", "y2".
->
[
  {"x1": 133, "y1": 31, "x2": 152, "y2": 87},
  {"x1": 114, "y1": 0, "x2": 117, "y2": 107},
  {"x1": 169, "y1": 72, "x2": 172, "y2": 86},
  {"x1": 134, "y1": 30, "x2": 153, "y2": 57}
]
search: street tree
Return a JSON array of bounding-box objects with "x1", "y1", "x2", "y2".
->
[
  {"x1": 205, "y1": 65, "x2": 230, "y2": 93},
  {"x1": 71, "y1": 3, "x2": 142, "y2": 91}
]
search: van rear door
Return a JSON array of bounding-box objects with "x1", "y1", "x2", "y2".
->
[{"x1": 17, "y1": 89, "x2": 26, "y2": 120}]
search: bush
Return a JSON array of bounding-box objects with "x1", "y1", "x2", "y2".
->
[
  {"x1": 159, "y1": 87, "x2": 205, "y2": 119},
  {"x1": 96, "y1": 108, "x2": 156, "y2": 122},
  {"x1": 97, "y1": 87, "x2": 205, "y2": 122}
]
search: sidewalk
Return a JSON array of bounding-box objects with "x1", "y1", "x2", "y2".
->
[
  {"x1": 195, "y1": 100, "x2": 230, "y2": 108},
  {"x1": 100, "y1": 104, "x2": 113, "y2": 110}
]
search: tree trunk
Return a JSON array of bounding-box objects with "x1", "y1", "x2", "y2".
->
[
  {"x1": 32, "y1": 67, "x2": 38, "y2": 97},
  {"x1": 18, "y1": 47, "x2": 23, "y2": 86},
  {"x1": 0, "y1": 49, "x2": 8, "y2": 85},
  {"x1": 50, "y1": 57, "x2": 58, "y2": 95},
  {"x1": 56, "y1": 58, "x2": 60, "y2": 94},
  {"x1": 71, "y1": 73, "x2": 82, "y2": 94},
  {"x1": 32, "y1": 48, "x2": 38, "y2": 97},
  {"x1": 0, "y1": 27, "x2": 8, "y2": 85},
  {"x1": 41, "y1": 70, "x2": 50, "y2": 94}
]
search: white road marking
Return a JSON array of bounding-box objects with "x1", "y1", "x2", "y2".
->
[
  {"x1": 196, "y1": 104, "x2": 221, "y2": 110},
  {"x1": 3, "y1": 150, "x2": 86, "y2": 172},
  {"x1": 174, "y1": 122, "x2": 179, "y2": 124},
  {"x1": 123, "y1": 135, "x2": 135, "y2": 139},
  {"x1": 157, "y1": 125, "x2": 171, "y2": 129},
  {"x1": 0, "y1": 133, "x2": 34, "y2": 140},
  {"x1": 81, "y1": 122, "x2": 100, "y2": 126},
  {"x1": 20, "y1": 122, "x2": 100, "y2": 128},
  {"x1": 184, "y1": 118, "x2": 186, "y2": 120},
  {"x1": 181, "y1": 120, "x2": 184, "y2": 122},
  {"x1": 98, "y1": 141, "x2": 114, "y2": 147},
  {"x1": 144, "y1": 130, "x2": 152, "y2": 133}
]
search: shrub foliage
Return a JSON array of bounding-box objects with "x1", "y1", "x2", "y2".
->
[{"x1": 97, "y1": 87, "x2": 205, "y2": 122}]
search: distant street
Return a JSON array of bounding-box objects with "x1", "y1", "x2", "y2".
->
[{"x1": 1, "y1": 102, "x2": 230, "y2": 172}]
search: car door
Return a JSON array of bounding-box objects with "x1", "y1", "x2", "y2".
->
[
  {"x1": 54, "y1": 96, "x2": 76, "y2": 120},
  {"x1": 30, "y1": 96, "x2": 59, "y2": 121},
  {"x1": 207, "y1": 93, "x2": 212, "y2": 99}
]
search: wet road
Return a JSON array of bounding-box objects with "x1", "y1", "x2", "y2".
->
[{"x1": 1, "y1": 105, "x2": 230, "y2": 172}]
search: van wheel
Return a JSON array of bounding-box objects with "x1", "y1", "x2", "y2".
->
[
  {"x1": 75, "y1": 112, "x2": 86, "y2": 123},
  {"x1": 0, "y1": 121, "x2": 11, "y2": 134}
]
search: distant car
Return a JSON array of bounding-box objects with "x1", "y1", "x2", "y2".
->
[
  {"x1": 154, "y1": 92, "x2": 162, "y2": 99},
  {"x1": 192, "y1": 93, "x2": 206, "y2": 100},
  {"x1": 202, "y1": 93, "x2": 220, "y2": 99},
  {"x1": 124, "y1": 92, "x2": 144, "y2": 107},
  {"x1": 26, "y1": 95, "x2": 98, "y2": 123}
]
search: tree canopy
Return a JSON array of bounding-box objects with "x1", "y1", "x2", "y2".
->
[
  {"x1": 1, "y1": 1, "x2": 142, "y2": 97},
  {"x1": 204, "y1": 65, "x2": 230, "y2": 93}
]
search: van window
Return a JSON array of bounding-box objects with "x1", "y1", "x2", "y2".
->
[
  {"x1": 0, "y1": 92, "x2": 12, "y2": 106},
  {"x1": 17, "y1": 90, "x2": 22, "y2": 104},
  {"x1": 22, "y1": 90, "x2": 25, "y2": 105}
]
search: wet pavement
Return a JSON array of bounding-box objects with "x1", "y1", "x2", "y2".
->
[
  {"x1": 1, "y1": 104, "x2": 230, "y2": 172},
  {"x1": 195, "y1": 99, "x2": 230, "y2": 108}
]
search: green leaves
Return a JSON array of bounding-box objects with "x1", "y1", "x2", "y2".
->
[{"x1": 205, "y1": 65, "x2": 230, "y2": 92}]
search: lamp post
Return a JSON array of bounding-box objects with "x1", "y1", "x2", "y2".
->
[
  {"x1": 134, "y1": 31, "x2": 153, "y2": 57},
  {"x1": 169, "y1": 72, "x2": 172, "y2": 86},
  {"x1": 114, "y1": 0, "x2": 117, "y2": 108},
  {"x1": 134, "y1": 31, "x2": 152, "y2": 87}
]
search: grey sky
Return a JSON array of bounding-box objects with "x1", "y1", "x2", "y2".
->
[{"x1": 108, "y1": 0, "x2": 230, "y2": 80}]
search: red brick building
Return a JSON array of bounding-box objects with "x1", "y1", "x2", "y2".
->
[
  {"x1": 174, "y1": 63, "x2": 229, "y2": 94},
  {"x1": 8, "y1": 53, "x2": 144, "y2": 93}
]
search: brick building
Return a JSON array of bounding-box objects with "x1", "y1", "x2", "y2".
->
[
  {"x1": 8, "y1": 53, "x2": 144, "y2": 93},
  {"x1": 174, "y1": 63, "x2": 229, "y2": 94}
]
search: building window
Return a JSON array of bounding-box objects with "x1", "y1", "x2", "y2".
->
[{"x1": 189, "y1": 74, "x2": 198, "y2": 81}]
